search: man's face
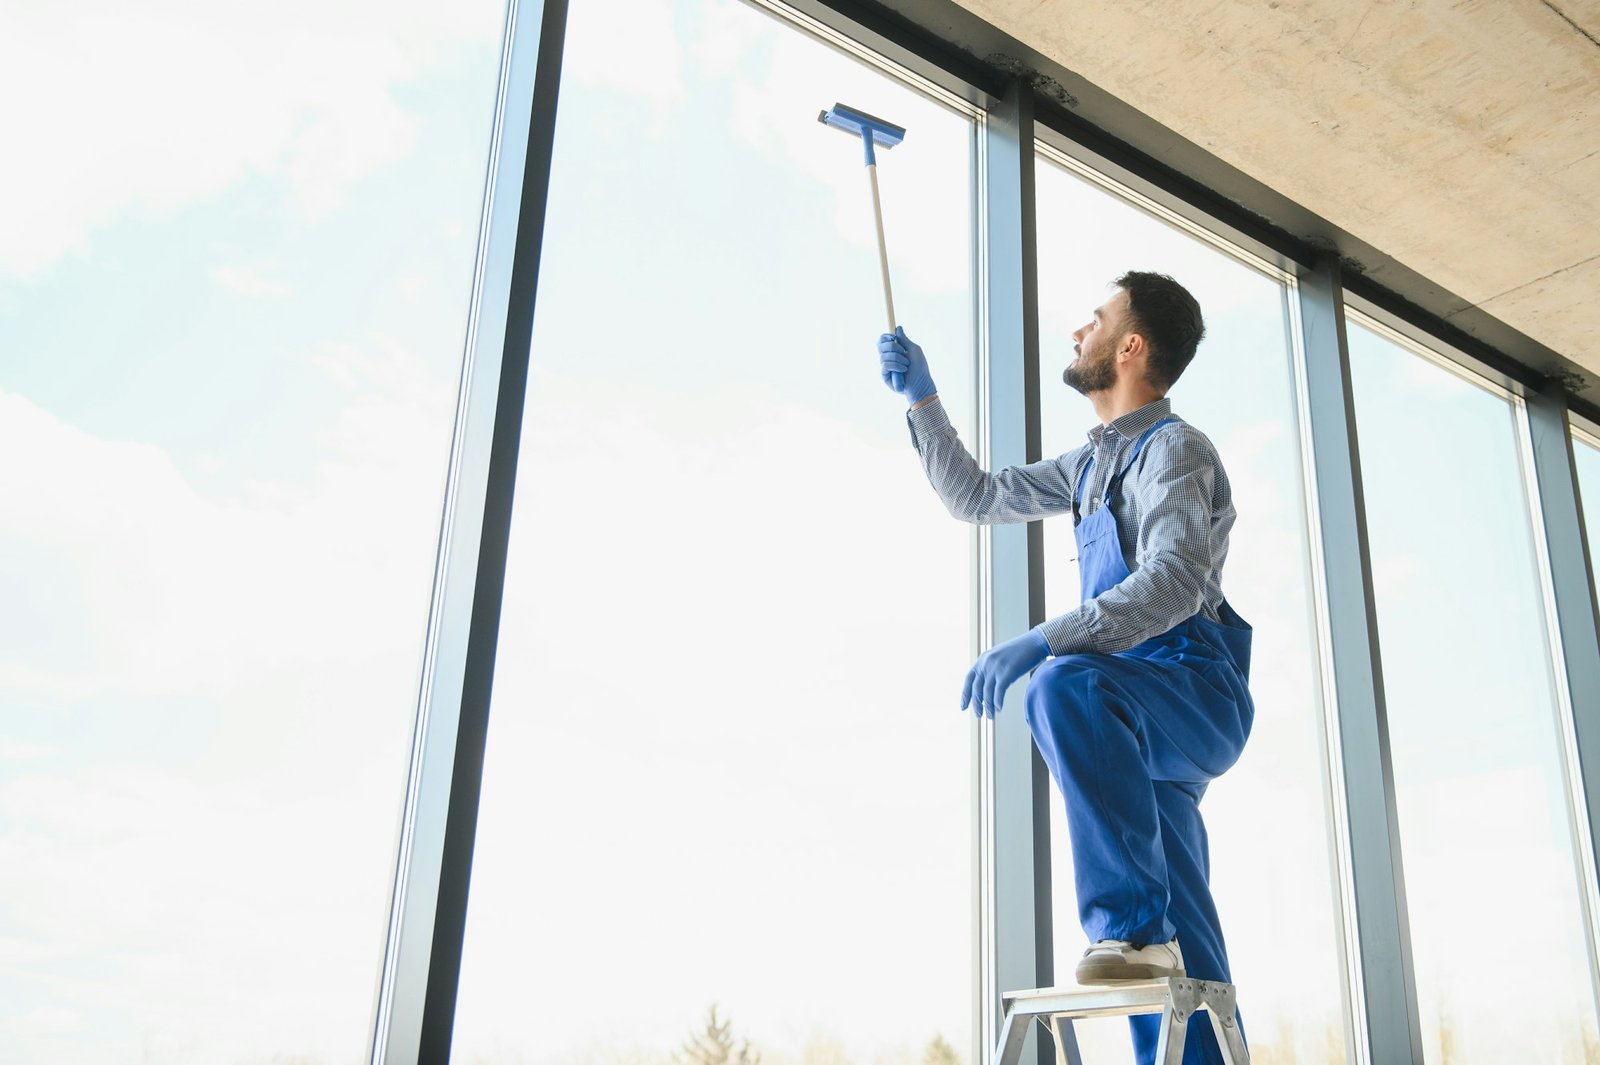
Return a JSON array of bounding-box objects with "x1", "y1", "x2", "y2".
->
[{"x1": 1064, "y1": 288, "x2": 1132, "y2": 396}]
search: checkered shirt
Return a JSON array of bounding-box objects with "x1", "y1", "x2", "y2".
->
[{"x1": 905, "y1": 395, "x2": 1236, "y2": 656}]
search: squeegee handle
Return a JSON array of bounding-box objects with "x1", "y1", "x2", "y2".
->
[{"x1": 867, "y1": 160, "x2": 901, "y2": 388}]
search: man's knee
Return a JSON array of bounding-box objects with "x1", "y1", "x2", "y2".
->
[{"x1": 1024, "y1": 654, "x2": 1103, "y2": 729}]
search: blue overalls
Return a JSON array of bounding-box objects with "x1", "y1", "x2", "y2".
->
[{"x1": 1023, "y1": 418, "x2": 1254, "y2": 1065}]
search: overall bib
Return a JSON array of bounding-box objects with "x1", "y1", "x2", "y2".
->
[{"x1": 1023, "y1": 418, "x2": 1254, "y2": 1065}]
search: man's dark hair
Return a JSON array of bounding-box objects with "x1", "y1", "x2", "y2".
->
[{"x1": 1114, "y1": 271, "x2": 1205, "y2": 390}]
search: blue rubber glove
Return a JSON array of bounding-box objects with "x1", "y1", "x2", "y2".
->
[
  {"x1": 877, "y1": 326, "x2": 937, "y2": 405},
  {"x1": 961, "y1": 629, "x2": 1051, "y2": 719}
]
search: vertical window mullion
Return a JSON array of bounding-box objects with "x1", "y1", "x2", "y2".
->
[
  {"x1": 369, "y1": 2, "x2": 569, "y2": 1062},
  {"x1": 980, "y1": 77, "x2": 1052, "y2": 1065},
  {"x1": 1522, "y1": 382, "x2": 1600, "y2": 1018},
  {"x1": 1295, "y1": 256, "x2": 1423, "y2": 1064}
]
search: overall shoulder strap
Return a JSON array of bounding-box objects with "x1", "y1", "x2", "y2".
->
[{"x1": 1072, "y1": 450, "x2": 1094, "y2": 520}]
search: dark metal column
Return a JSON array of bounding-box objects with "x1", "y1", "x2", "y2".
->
[
  {"x1": 981, "y1": 77, "x2": 1053, "y2": 1065},
  {"x1": 1524, "y1": 380, "x2": 1600, "y2": 1012},
  {"x1": 368, "y1": 1, "x2": 568, "y2": 1062},
  {"x1": 1296, "y1": 256, "x2": 1422, "y2": 1063}
]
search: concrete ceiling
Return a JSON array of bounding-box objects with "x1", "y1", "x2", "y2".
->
[{"x1": 952, "y1": 0, "x2": 1600, "y2": 382}]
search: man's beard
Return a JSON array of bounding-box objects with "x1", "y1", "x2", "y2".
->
[{"x1": 1063, "y1": 346, "x2": 1116, "y2": 395}]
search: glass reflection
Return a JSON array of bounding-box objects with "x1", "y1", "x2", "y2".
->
[
  {"x1": 0, "y1": 0, "x2": 505, "y2": 1061},
  {"x1": 451, "y1": 2, "x2": 976, "y2": 1064},
  {"x1": 1348, "y1": 319, "x2": 1599, "y2": 1062}
]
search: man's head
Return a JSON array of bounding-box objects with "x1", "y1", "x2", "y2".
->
[{"x1": 1064, "y1": 272, "x2": 1205, "y2": 397}]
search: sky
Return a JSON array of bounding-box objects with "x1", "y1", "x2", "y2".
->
[
  {"x1": 2, "y1": 1, "x2": 1597, "y2": 1064},
  {"x1": 1, "y1": 0, "x2": 506, "y2": 1061},
  {"x1": 1342, "y1": 320, "x2": 1597, "y2": 1059}
]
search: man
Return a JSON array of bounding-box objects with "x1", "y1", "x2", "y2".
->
[{"x1": 878, "y1": 272, "x2": 1252, "y2": 1065}]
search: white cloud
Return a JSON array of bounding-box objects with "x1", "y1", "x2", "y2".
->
[
  {"x1": 30, "y1": 1007, "x2": 79, "y2": 1033},
  {"x1": 397, "y1": 272, "x2": 429, "y2": 299},
  {"x1": 687, "y1": 0, "x2": 768, "y2": 79},
  {"x1": 211, "y1": 263, "x2": 292, "y2": 298},
  {"x1": 1, "y1": 758, "x2": 410, "y2": 1064},
  {"x1": 0, "y1": 0, "x2": 503, "y2": 278},
  {"x1": 718, "y1": 23, "x2": 974, "y2": 296},
  {"x1": 0, "y1": 330, "x2": 452, "y2": 704},
  {"x1": 560, "y1": 0, "x2": 687, "y2": 127},
  {"x1": 0, "y1": 739, "x2": 53, "y2": 761},
  {"x1": 1373, "y1": 553, "x2": 1421, "y2": 598},
  {"x1": 0, "y1": 336, "x2": 456, "y2": 1062}
]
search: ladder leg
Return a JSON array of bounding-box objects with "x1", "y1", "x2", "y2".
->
[
  {"x1": 994, "y1": 1006, "x2": 1030, "y2": 1065},
  {"x1": 1213, "y1": 1009, "x2": 1250, "y2": 1065},
  {"x1": 1153, "y1": 1005, "x2": 1189, "y2": 1065},
  {"x1": 1047, "y1": 1016, "x2": 1085, "y2": 1065}
]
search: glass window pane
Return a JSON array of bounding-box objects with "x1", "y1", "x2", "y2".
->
[
  {"x1": 451, "y1": 3, "x2": 976, "y2": 1064},
  {"x1": 1032, "y1": 153, "x2": 1350, "y2": 1062},
  {"x1": 1348, "y1": 320, "x2": 1599, "y2": 1062},
  {"x1": 0, "y1": 2, "x2": 506, "y2": 1061}
]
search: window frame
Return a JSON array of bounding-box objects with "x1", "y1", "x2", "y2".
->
[{"x1": 369, "y1": 3, "x2": 1600, "y2": 1063}]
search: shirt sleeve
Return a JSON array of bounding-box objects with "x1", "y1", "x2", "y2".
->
[
  {"x1": 906, "y1": 396, "x2": 1080, "y2": 525},
  {"x1": 1038, "y1": 428, "x2": 1219, "y2": 655}
]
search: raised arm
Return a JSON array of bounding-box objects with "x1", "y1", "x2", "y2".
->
[{"x1": 880, "y1": 328, "x2": 1080, "y2": 525}]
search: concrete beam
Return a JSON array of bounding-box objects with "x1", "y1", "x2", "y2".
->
[{"x1": 955, "y1": 0, "x2": 1600, "y2": 375}]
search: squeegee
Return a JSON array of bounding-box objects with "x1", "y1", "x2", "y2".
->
[{"x1": 818, "y1": 102, "x2": 907, "y2": 385}]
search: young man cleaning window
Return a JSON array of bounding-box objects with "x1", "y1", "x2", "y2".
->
[{"x1": 878, "y1": 272, "x2": 1253, "y2": 1065}]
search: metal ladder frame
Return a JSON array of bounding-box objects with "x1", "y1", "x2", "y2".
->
[{"x1": 995, "y1": 980, "x2": 1250, "y2": 1065}]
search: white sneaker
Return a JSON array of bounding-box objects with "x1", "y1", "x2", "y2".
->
[{"x1": 1074, "y1": 938, "x2": 1185, "y2": 985}]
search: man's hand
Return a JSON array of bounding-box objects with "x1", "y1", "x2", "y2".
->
[
  {"x1": 877, "y1": 326, "x2": 937, "y2": 404},
  {"x1": 961, "y1": 629, "x2": 1051, "y2": 719}
]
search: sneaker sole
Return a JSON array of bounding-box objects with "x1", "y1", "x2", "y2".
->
[{"x1": 1074, "y1": 960, "x2": 1184, "y2": 985}]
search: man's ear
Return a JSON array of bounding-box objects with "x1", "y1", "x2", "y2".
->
[{"x1": 1119, "y1": 332, "x2": 1146, "y2": 361}]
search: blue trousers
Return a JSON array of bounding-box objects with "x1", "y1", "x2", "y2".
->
[{"x1": 1024, "y1": 647, "x2": 1251, "y2": 1065}]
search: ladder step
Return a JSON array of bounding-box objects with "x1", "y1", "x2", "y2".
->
[{"x1": 995, "y1": 978, "x2": 1250, "y2": 1065}]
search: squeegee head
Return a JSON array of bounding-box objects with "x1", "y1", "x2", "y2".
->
[{"x1": 818, "y1": 102, "x2": 906, "y2": 165}]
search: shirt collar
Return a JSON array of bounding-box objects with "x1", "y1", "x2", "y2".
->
[{"x1": 1087, "y1": 397, "x2": 1174, "y2": 446}]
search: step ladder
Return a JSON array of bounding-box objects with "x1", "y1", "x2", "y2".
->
[{"x1": 994, "y1": 979, "x2": 1249, "y2": 1065}]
